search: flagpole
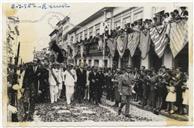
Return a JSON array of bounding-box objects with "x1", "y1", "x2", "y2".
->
[{"x1": 103, "y1": 9, "x2": 106, "y2": 68}]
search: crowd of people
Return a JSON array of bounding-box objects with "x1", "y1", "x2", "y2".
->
[
  {"x1": 7, "y1": 57, "x2": 189, "y2": 121},
  {"x1": 6, "y1": 6, "x2": 189, "y2": 122}
]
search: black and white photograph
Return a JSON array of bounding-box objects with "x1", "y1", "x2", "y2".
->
[{"x1": 1, "y1": 1, "x2": 193, "y2": 127}]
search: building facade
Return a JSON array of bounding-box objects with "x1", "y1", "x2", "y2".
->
[{"x1": 62, "y1": 6, "x2": 188, "y2": 72}]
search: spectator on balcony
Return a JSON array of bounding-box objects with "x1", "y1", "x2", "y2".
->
[
  {"x1": 180, "y1": 7, "x2": 188, "y2": 19},
  {"x1": 174, "y1": 9, "x2": 181, "y2": 21}
]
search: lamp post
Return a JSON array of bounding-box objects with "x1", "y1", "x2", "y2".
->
[{"x1": 102, "y1": 9, "x2": 107, "y2": 68}]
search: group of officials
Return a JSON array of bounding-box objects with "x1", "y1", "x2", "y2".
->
[{"x1": 7, "y1": 58, "x2": 189, "y2": 121}]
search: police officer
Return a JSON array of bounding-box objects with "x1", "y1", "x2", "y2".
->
[{"x1": 118, "y1": 67, "x2": 133, "y2": 117}]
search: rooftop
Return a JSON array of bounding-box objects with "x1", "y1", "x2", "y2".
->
[{"x1": 67, "y1": 7, "x2": 115, "y2": 34}]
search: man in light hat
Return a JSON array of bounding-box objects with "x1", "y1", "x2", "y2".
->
[{"x1": 63, "y1": 63, "x2": 77, "y2": 109}]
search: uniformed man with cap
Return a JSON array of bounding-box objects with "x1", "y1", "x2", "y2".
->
[
  {"x1": 63, "y1": 63, "x2": 77, "y2": 109},
  {"x1": 118, "y1": 66, "x2": 133, "y2": 117}
]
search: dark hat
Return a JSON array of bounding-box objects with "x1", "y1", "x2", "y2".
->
[
  {"x1": 173, "y1": 9, "x2": 179, "y2": 14},
  {"x1": 180, "y1": 6, "x2": 187, "y2": 10}
]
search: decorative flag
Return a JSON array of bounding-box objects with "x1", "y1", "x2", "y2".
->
[
  {"x1": 107, "y1": 37, "x2": 117, "y2": 57},
  {"x1": 139, "y1": 30, "x2": 151, "y2": 59},
  {"x1": 169, "y1": 20, "x2": 188, "y2": 57},
  {"x1": 117, "y1": 32, "x2": 128, "y2": 58},
  {"x1": 149, "y1": 23, "x2": 170, "y2": 58},
  {"x1": 127, "y1": 31, "x2": 140, "y2": 57}
]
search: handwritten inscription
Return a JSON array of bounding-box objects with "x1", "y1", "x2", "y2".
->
[{"x1": 11, "y1": 3, "x2": 70, "y2": 9}]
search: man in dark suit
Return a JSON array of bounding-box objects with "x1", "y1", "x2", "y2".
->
[
  {"x1": 88, "y1": 67, "x2": 99, "y2": 105},
  {"x1": 76, "y1": 64, "x2": 87, "y2": 103},
  {"x1": 97, "y1": 68, "x2": 104, "y2": 104},
  {"x1": 22, "y1": 59, "x2": 41, "y2": 121},
  {"x1": 38, "y1": 60, "x2": 49, "y2": 102}
]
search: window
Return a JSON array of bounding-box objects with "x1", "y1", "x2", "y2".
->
[
  {"x1": 95, "y1": 23, "x2": 100, "y2": 35},
  {"x1": 80, "y1": 32, "x2": 83, "y2": 40},
  {"x1": 88, "y1": 60, "x2": 92, "y2": 66},
  {"x1": 133, "y1": 11, "x2": 143, "y2": 21},
  {"x1": 94, "y1": 59, "x2": 99, "y2": 67},
  {"x1": 104, "y1": 60, "x2": 108, "y2": 68},
  {"x1": 114, "y1": 20, "x2": 121, "y2": 29},
  {"x1": 84, "y1": 29, "x2": 88, "y2": 39},
  {"x1": 75, "y1": 34, "x2": 78, "y2": 42},
  {"x1": 70, "y1": 36, "x2": 73, "y2": 43},
  {"x1": 89, "y1": 27, "x2": 93, "y2": 37},
  {"x1": 123, "y1": 16, "x2": 131, "y2": 26}
]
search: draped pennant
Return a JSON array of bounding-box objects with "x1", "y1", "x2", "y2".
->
[
  {"x1": 117, "y1": 32, "x2": 128, "y2": 58},
  {"x1": 127, "y1": 31, "x2": 140, "y2": 57},
  {"x1": 107, "y1": 37, "x2": 117, "y2": 57},
  {"x1": 169, "y1": 20, "x2": 188, "y2": 57},
  {"x1": 139, "y1": 30, "x2": 151, "y2": 59},
  {"x1": 149, "y1": 23, "x2": 170, "y2": 58}
]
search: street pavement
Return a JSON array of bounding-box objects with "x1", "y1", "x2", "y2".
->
[{"x1": 33, "y1": 99, "x2": 178, "y2": 122}]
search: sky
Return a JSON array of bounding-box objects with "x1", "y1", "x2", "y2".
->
[
  {"x1": 3, "y1": 2, "x2": 188, "y2": 63},
  {"x1": 3, "y1": 3, "x2": 103, "y2": 62}
]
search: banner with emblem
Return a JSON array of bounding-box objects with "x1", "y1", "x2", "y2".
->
[{"x1": 117, "y1": 32, "x2": 128, "y2": 58}]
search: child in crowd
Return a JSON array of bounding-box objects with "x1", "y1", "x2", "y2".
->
[{"x1": 166, "y1": 79, "x2": 176, "y2": 114}]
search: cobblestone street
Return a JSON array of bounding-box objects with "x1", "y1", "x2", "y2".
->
[{"x1": 33, "y1": 100, "x2": 177, "y2": 122}]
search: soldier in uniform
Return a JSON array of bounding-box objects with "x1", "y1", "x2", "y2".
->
[{"x1": 118, "y1": 67, "x2": 133, "y2": 117}]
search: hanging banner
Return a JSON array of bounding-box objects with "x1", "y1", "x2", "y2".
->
[
  {"x1": 107, "y1": 37, "x2": 117, "y2": 57},
  {"x1": 117, "y1": 32, "x2": 128, "y2": 58},
  {"x1": 169, "y1": 19, "x2": 188, "y2": 58},
  {"x1": 127, "y1": 31, "x2": 140, "y2": 57},
  {"x1": 139, "y1": 30, "x2": 151, "y2": 59},
  {"x1": 149, "y1": 23, "x2": 170, "y2": 58}
]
